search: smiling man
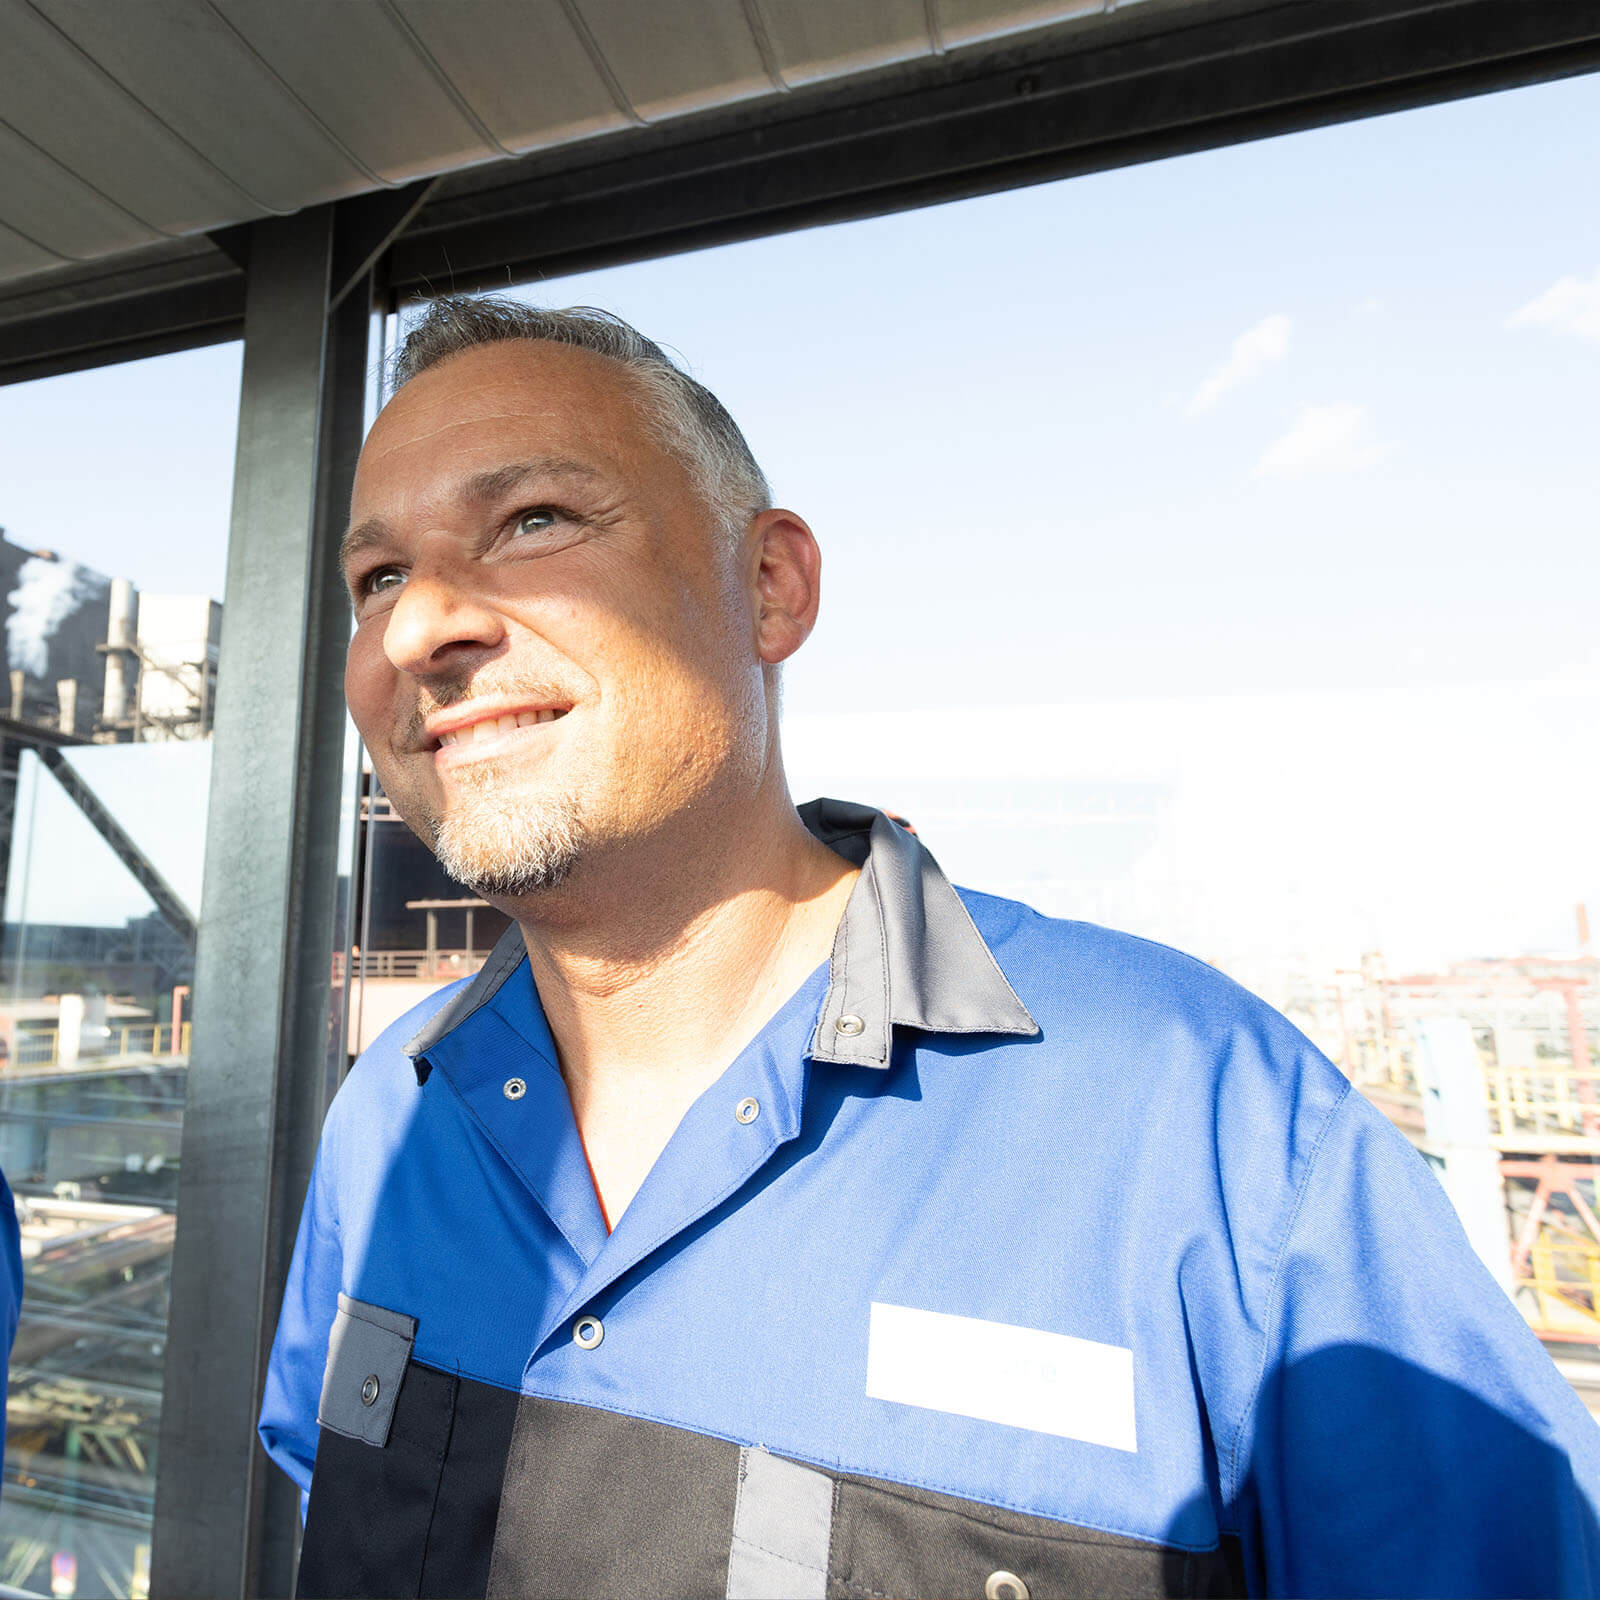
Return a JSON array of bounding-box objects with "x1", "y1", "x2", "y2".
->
[{"x1": 260, "y1": 296, "x2": 1600, "y2": 1600}]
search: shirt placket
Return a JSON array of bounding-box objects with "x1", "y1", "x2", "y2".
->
[{"x1": 520, "y1": 968, "x2": 828, "y2": 1374}]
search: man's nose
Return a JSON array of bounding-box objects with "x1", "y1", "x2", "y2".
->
[{"x1": 380, "y1": 555, "x2": 506, "y2": 678}]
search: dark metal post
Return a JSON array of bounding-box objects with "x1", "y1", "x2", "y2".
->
[{"x1": 151, "y1": 206, "x2": 371, "y2": 1599}]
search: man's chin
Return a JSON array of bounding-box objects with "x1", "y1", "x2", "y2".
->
[
  {"x1": 428, "y1": 790, "x2": 586, "y2": 901},
  {"x1": 443, "y1": 857, "x2": 576, "y2": 899}
]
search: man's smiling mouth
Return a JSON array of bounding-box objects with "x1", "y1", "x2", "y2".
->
[
  {"x1": 436, "y1": 708, "x2": 567, "y2": 748},
  {"x1": 423, "y1": 700, "x2": 574, "y2": 764}
]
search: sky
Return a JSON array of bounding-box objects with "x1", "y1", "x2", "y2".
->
[{"x1": 2, "y1": 70, "x2": 1598, "y2": 986}]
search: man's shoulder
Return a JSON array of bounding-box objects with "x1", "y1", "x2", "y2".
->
[
  {"x1": 960, "y1": 885, "x2": 1306, "y2": 1035},
  {"x1": 956, "y1": 885, "x2": 1348, "y2": 1111}
]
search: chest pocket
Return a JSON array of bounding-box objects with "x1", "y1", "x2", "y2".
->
[
  {"x1": 297, "y1": 1296, "x2": 518, "y2": 1600},
  {"x1": 318, "y1": 1294, "x2": 415, "y2": 1446},
  {"x1": 724, "y1": 1446, "x2": 1242, "y2": 1600},
  {"x1": 823, "y1": 1469, "x2": 1244, "y2": 1600}
]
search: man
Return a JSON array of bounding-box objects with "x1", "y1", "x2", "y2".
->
[{"x1": 261, "y1": 295, "x2": 1600, "y2": 1599}]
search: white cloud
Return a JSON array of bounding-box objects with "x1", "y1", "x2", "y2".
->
[
  {"x1": 1508, "y1": 267, "x2": 1600, "y2": 344},
  {"x1": 1186, "y1": 314, "x2": 1291, "y2": 415},
  {"x1": 1252, "y1": 403, "x2": 1383, "y2": 478}
]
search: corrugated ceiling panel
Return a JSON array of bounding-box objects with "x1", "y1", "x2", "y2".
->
[
  {"x1": 216, "y1": 0, "x2": 503, "y2": 183},
  {"x1": 0, "y1": 0, "x2": 1155, "y2": 291},
  {"x1": 934, "y1": 0, "x2": 1121, "y2": 50},
  {"x1": 755, "y1": 0, "x2": 932, "y2": 87},
  {"x1": 0, "y1": 123, "x2": 162, "y2": 261},
  {"x1": 392, "y1": 0, "x2": 630, "y2": 155},
  {"x1": 0, "y1": 220, "x2": 66, "y2": 280},
  {"x1": 33, "y1": 0, "x2": 374, "y2": 215},
  {"x1": 1, "y1": 2, "x2": 266, "y2": 238},
  {"x1": 573, "y1": 0, "x2": 774, "y2": 120}
]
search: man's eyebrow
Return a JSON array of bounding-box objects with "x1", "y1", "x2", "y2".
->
[
  {"x1": 339, "y1": 517, "x2": 393, "y2": 573},
  {"x1": 460, "y1": 456, "x2": 604, "y2": 505},
  {"x1": 337, "y1": 457, "x2": 604, "y2": 573}
]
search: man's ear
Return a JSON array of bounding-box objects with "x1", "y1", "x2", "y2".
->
[{"x1": 748, "y1": 508, "x2": 821, "y2": 666}]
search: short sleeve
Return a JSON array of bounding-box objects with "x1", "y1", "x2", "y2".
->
[{"x1": 1232, "y1": 1086, "x2": 1600, "y2": 1597}]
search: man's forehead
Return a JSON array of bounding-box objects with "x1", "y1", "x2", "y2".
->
[
  {"x1": 356, "y1": 344, "x2": 657, "y2": 512},
  {"x1": 364, "y1": 339, "x2": 641, "y2": 459}
]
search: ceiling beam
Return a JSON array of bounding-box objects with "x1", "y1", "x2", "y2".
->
[
  {"x1": 384, "y1": 0, "x2": 1600, "y2": 299},
  {"x1": 0, "y1": 0, "x2": 1596, "y2": 386}
]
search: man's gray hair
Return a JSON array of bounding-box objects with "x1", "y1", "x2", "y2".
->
[{"x1": 390, "y1": 294, "x2": 771, "y2": 539}]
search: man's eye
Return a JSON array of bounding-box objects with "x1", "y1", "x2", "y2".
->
[
  {"x1": 515, "y1": 507, "x2": 561, "y2": 536},
  {"x1": 363, "y1": 567, "x2": 405, "y2": 596}
]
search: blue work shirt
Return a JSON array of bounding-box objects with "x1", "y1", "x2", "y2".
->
[
  {"x1": 261, "y1": 800, "x2": 1600, "y2": 1599},
  {"x1": 0, "y1": 1165, "x2": 19, "y2": 1484}
]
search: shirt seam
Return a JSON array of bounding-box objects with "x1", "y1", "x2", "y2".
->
[
  {"x1": 731, "y1": 1535, "x2": 826, "y2": 1576},
  {"x1": 514, "y1": 1385, "x2": 1220, "y2": 1553},
  {"x1": 572, "y1": 1142, "x2": 789, "y2": 1296},
  {"x1": 1220, "y1": 1076, "x2": 1354, "y2": 1510},
  {"x1": 869, "y1": 855, "x2": 890, "y2": 1064},
  {"x1": 336, "y1": 1302, "x2": 416, "y2": 1339}
]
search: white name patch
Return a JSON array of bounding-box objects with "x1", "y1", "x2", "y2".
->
[{"x1": 865, "y1": 1302, "x2": 1137, "y2": 1453}]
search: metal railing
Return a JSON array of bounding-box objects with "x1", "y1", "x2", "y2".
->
[
  {"x1": 1523, "y1": 1236, "x2": 1600, "y2": 1337},
  {"x1": 331, "y1": 948, "x2": 487, "y2": 983},
  {"x1": 7, "y1": 1022, "x2": 192, "y2": 1070},
  {"x1": 1487, "y1": 1064, "x2": 1600, "y2": 1140}
]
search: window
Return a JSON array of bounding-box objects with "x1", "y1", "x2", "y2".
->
[{"x1": 0, "y1": 343, "x2": 239, "y2": 1600}]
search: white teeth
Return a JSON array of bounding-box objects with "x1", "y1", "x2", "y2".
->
[{"x1": 437, "y1": 707, "x2": 567, "y2": 749}]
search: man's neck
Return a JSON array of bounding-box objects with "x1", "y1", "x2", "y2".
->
[{"x1": 506, "y1": 791, "x2": 858, "y2": 1224}]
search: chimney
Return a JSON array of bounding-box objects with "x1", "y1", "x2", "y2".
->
[{"x1": 102, "y1": 576, "x2": 138, "y2": 725}]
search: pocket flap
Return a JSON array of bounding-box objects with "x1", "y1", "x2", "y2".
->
[{"x1": 317, "y1": 1292, "x2": 417, "y2": 1447}]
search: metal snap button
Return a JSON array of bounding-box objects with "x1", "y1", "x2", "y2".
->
[
  {"x1": 735, "y1": 1096, "x2": 759, "y2": 1124},
  {"x1": 572, "y1": 1315, "x2": 604, "y2": 1350},
  {"x1": 360, "y1": 1375, "x2": 380, "y2": 1407},
  {"x1": 503, "y1": 1077, "x2": 527, "y2": 1100},
  {"x1": 985, "y1": 1572, "x2": 1029, "y2": 1600},
  {"x1": 835, "y1": 1014, "x2": 865, "y2": 1037}
]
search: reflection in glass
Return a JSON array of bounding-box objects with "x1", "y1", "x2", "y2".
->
[{"x1": 0, "y1": 543, "x2": 216, "y2": 1597}]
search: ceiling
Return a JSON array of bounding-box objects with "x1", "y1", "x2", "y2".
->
[
  {"x1": 0, "y1": 0, "x2": 1169, "y2": 291},
  {"x1": 4, "y1": 0, "x2": 1598, "y2": 386}
]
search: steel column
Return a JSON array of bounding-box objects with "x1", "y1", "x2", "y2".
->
[{"x1": 150, "y1": 206, "x2": 370, "y2": 1599}]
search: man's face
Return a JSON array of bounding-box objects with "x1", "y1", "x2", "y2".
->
[{"x1": 343, "y1": 339, "x2": 766, "y2": 899}]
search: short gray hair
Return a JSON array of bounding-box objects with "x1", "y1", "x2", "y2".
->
[{"x1": 390, "y1": 295, "x2": 771, "y2": 539}]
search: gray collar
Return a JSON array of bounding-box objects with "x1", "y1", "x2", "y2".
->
[{"x1": 405, "y1": 797, "x2": 1037, "y2": 1071}]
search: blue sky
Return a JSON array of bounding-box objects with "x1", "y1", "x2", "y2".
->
[{"x1": 3, "y1": 71, "x2": 1598, "y2": 978}]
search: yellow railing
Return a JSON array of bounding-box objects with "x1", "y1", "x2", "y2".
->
[
  {"x1": 1487, "y1": 1064, "x2": 1600, "y2": 1138},
  {"x1": 1525, "y1": 1236, "x2": 1600, "y2": 1335},
  {"x1": 9, "y1": 1021, "x2": 192, "y2": 1068}
]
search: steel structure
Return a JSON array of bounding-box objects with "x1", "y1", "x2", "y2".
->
[{"x1": 0, "y1": 1, "x2": 1593, "y2": 1594}]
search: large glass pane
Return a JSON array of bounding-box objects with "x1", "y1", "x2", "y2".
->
[
  {"x1": 0, "y1": 343, "x2": 240, "y2": 1598},
  {"x1": 466, "y1": 75, "x2": 1600, "y2": 1399}
]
